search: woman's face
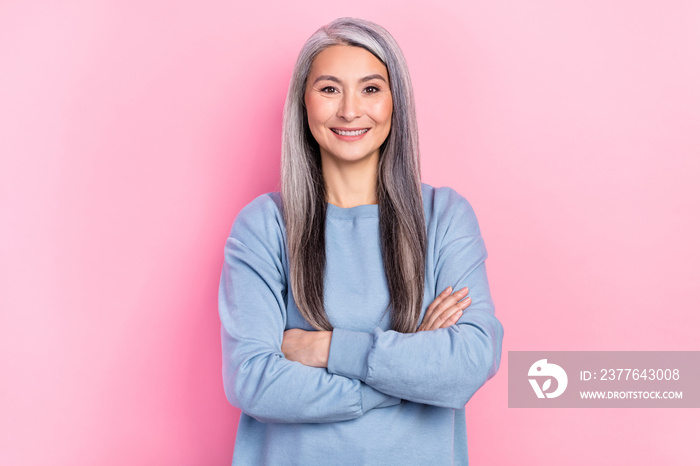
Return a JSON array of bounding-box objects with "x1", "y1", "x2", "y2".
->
[{"x1": 304, "y1": 45, "x2": 393, "y2": 167}]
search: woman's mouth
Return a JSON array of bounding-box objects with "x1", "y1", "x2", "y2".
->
[{"x1": 331, "y1": 128, "x2": 370, "y2": 136}]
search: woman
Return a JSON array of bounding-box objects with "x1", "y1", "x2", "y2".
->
[{"x1": 219, "y1": 17, "x2": 504, "y2": 465}]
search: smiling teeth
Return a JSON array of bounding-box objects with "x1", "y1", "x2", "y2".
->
[{"x1": 332, "y1": 129, "x2": 369, "y2": 136}]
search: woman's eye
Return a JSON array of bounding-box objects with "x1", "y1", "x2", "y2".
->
[
  {"x1": 364, "y1": 86, "x2": 380, "y2": 93},
  {"x1": 320, "y1": 86, "x2": 338, "y2": 93}
]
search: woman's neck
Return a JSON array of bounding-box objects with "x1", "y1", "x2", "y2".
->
[{"x1": 321, "y1": 153, "x2": 379, "y2": 208}]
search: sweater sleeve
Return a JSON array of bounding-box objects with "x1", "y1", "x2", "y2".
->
[
  {"x1": 326, "y1": 190, "x2": 504, "y2": 409},
  {"x1": 219, "y1": 194, "x2": 400, "y2": 424}
]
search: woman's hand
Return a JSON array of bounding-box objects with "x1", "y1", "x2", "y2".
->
[
  {"x1": 281, "y1": 329, "x2": 332, "y2": 368},
  {"x1": 282, "y1": 287, "x2": 470, "y2": 366},
  {"x1": 417, "y1": 286, "x2": 471, "y2": 332}
]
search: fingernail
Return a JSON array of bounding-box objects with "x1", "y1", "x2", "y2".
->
[{"x1": 443, "y1": 286, "x2": 452, "y2": 294}]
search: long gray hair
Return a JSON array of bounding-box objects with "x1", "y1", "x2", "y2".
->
[{"x1": 281, "y1": 17, "x2": 426, "y2": 333}]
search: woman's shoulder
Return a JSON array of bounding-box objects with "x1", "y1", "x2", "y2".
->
[
  {"x1": 237, "y1": 191, "x2": 283, "y2": 217},
  {"x1": 421, "y1": 183, "x2": 481, "y2": 235},
  {"x1": 228, "y1": 191, "x2": 285, "y2": 241}
]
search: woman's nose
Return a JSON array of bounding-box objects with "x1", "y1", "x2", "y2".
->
[{"x1": 336, "y1": 92, "x2": 361, "y2": 120}]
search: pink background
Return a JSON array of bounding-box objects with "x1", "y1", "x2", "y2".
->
[{"x1": 2, "y1": 1, "x2": 698, "y2": 465}]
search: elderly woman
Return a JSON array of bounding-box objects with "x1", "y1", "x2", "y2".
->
[{"x1": 219, "y1": 17, "x2": 504, "y2": 465}]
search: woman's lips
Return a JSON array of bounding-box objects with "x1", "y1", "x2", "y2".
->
[{"x1": 330, "y1": 128, "x2": 370, "y2": 140}]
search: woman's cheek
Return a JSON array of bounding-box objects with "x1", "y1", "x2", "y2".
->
[{"x1": 369, "y1": 98, "x2": 393, "y2": 124}]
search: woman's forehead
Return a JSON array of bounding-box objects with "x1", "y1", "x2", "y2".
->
[{"x1": 308, "y1": 45, "x2": 389, "y2": 82}]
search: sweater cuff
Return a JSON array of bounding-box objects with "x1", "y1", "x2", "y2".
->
[
  {"x1": 327, "y1": 328, "x2": 374, "y2": 381},
  {"x1": 360, "y1": 383, "x2": 401, "y2": 412}
]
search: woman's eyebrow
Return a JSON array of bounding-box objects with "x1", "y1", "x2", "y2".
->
[
  {"x1": 360, "y1": 74, "x2": 387, "y2": 83},
  {"x1": 312, "y1": 75, "x2": 341, "y2": 84},
  {"x1": 312, "y1": 74, "x2": 388, "y2": 84}
]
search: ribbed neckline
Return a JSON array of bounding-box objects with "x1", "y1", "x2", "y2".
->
[{"x1": 326, "y1": 202, "x2": 379, "y2": 219}]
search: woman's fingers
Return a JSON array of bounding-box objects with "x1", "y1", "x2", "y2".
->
[
  {"x1": 419, "y1": 286, "x2": 452, "y2": 331},
  {"x1": 418, "y1": 287, "x2": 470, "y2": 331},
  {"x1": 431, "y1": 296, "x2": 471, "y2": 330},
  {"x1": 425, "y1": 286, "x2": 451, "y2": 314},
  {"x1": 421, "y1": 289, "x2": 452, "y2": 330}
]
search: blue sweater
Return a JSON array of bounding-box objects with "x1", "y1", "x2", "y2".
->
[{"x1": 219, "y1": 183, "x2": 504, "y2": 465}]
